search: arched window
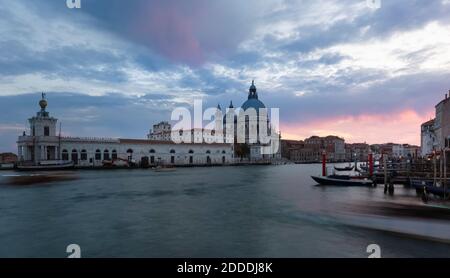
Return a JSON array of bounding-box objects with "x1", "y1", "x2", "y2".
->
[
  {"x1": 222, "y1": 150, "x2": 226, "y2": 154},
  {"x1": 188, "y1": 150, "x2": 194, "y2": 154},
  {"x1": 104, "y1": 149, "x2": 110, "y2": 160},
  {"x1": 206, "y1": 150, "x2": 211, "y2": 154},
  {"x1": 126, "y1": 149, "x2": 133, "y2": 161},
  {"x1": 112, "y1": 150, "x2": 117, "y2": 160},
  {"x1": 81, "y1": 150, "x2": 87, "y2": 161},
  {"x1": 95, "y1": 149, "x2": 101, "y2": 160},
  {"x1": 62, "y1": 149, "x2": 68, "y2": 161},
  {"x1": 170, "y1": 149, "x2": 176, "y2": 154},
  {"x1": 149, "y1": 149, "x2": 155, "y2": 153},
  {"x1": 71, "y1": 149, "x2": 78, "y2": 163}
]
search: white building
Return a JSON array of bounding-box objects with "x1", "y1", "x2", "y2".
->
[
  {"x1": 17, "y1": 94, "x2": 234, "y2": 167},
  {"x1": 421, "y1": 119, "x2": 436, "y2": 157},
  {"x1": 392, "y1": 144, "x2": 420, "y2": 159},
  {"x1": 147, "y1": 121, "x2": 171, "y2": 141},
  {"x1": 223, "y1": 81, "x2": 282, "y2": 161},
  {"x1": 17, "y1": 81, "x2": 281, "y2": 167}
]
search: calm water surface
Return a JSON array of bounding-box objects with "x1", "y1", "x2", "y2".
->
[{"x1": 0, "y1": 164, "x2": 449, "y2": 257}]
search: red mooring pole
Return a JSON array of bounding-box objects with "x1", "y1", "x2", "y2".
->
[
  {"x1": 322, "y1": 151, "x2": 327, "y2": 176},
  {"x1": 368, "y1": 152, "x2": 374, "y2": 177}
]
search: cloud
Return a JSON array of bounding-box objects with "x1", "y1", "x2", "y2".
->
[{"x1": 1, "y1": 0, "x2": 450, "y2": 152}]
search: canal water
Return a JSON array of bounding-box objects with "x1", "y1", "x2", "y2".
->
[{"x1": 0, "y1": 164, "x2": 449, "y2": 258}]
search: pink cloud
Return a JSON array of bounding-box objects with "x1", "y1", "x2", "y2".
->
[
  {"x1": 281, "y1": 109, "x2": 435, "y2": 145},
  {"x1": 131, "y1": 2, "x2": 204, "y2": 65}
]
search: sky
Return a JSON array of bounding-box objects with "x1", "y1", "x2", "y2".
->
[{"x1": 1, "y1": 0, "x2": 450, "y2": 152}]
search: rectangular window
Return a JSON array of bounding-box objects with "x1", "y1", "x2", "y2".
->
[
  {"x1": 44, "y1": 126, "x2": 50, "y2": 136},
  {"x1": 171, "y1": 156, "x2": 175, "y2": 164},
  {"x1": 150, "y1": 156, "x2": 155, "y2": 164},
  {"x1": 81, "y1": 153, "x2": 87, "y2": 160}
]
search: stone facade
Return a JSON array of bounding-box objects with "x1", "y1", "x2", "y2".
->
[
  {"x1": 17, "y1": 95, "x2": 234, "y2": 167},
  {"x1": 421, "y1": 119, "x2": 436, "y2": 156}
]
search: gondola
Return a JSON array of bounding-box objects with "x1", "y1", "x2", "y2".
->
[
  {"x1": 334, "y1": 165, "x2": 354, "y2": 171},
  {"x1": 311, "y1": 175, "x2": 373, "y2": 187},
  {"x1": 410, "y1": 179, "x2": 450, "y2": 198}
]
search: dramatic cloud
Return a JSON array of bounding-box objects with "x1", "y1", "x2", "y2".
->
[{"x1": 1, "y1": 0, "x2": 450, "y2": 151}]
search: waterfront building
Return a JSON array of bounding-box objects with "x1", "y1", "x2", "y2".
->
[
  {"x1": 345, "y1": 143, "x2": 370, "y2": 162},
  {"x1": 421, "y1": 119, "x2": 436, "y2": 157},
  {"x1": 0, "y1": 153, "x2": 17, "y2": 164},
  {"x1": 16, "y1": 81, "x2": 281, "y2": 167},
  {"x1": 375, "y1": 143, "x2": 395, "y2": 158},
  {"x1": 304, "y1": 136, "x2": 345, "y2": 162},
  {"x1": 281, "y1": 140, "x2": 304, "y2": 161},
  {"x1": 433, "y1": 92, "x2": 450, "y2": 150},
  {"x1": 392, "y1": 144, "x2": 420, "y2": 159},
  {"x1": 17, "y1": 94, "x2": 234, "y2": 167},
  {"x1": 280, "y1": 136, "x2": 345, "y2": 163},
  {"x1": 222, "y1": 81, "x2": 282, "y2": 161},
  {"x1": 146, "y1": 81, "x2": 281, "y2": 161}
]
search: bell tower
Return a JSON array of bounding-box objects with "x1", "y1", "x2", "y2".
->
[
  {"x1": 25, "y1": 93, "x2": 59, "y2": 163},
  {"x1": 29, "y1": 93, "x2": 57, "y2": 137}
]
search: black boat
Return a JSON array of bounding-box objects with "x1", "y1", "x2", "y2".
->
[
  {"x1": 410, "y1": 179, "x2": 450, "y2": 198},
  {"x1": 311, "y1": 175, "x2": 373, "y2": 187},
  {"x1": 334, "y1": 165, "x2": 354, "y2": 171}
]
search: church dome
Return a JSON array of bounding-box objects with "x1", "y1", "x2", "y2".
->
[
  {"x1": 241, "y1": 80, "x2": 266, "y2": 112},
  {"x1": 241, "y1": 98, "x2": 266, "y2": 111}
]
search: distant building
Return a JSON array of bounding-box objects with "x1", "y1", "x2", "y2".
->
[
  {"x1": 421, "y1": 119, "x2": 436, "y2": 156},
  {"x1": 345, "y1": 143, "x2": 369, "y2": 162},
  {"x1": 392, "y1": 144, "x2": 420, "y2": 159},
  {"x1": 433, "y1": 92, "x2": 450, "y2": 150},
  {"x1": 281, "y1": 136, "x2": 345, "y2": 163},
  {"x1": 0, "y1": 153, "x2": 18, "y2": 164},
  {"x1": 304, "y1": 136, "x2": 345, "y2": 162},
  {"x1": 147, "y1": 121, "x2": 171, "y2": 141},
  {"x1": 281, "y1": 140, "x2": 304, "y2": 161}
]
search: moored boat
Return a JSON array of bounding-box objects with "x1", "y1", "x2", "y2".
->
[
  {"x1": 0, "y1": 163, "x2": 15, "y2": 170},
  {"x1": 311, "y1": 175, "x2": 374, "y2": 187},
  {"x1": 334, "y1": 165, "x2": 354, "y2": 171},
  {"x1": 16, "y1": 160, "x2": 74, "y2": 171},
  {"x1": 410, "y1": 179, "x2": 450, "y2": 199},
  {"x1": 153, "y1": 165, "x2": 176, "y2": 172}
]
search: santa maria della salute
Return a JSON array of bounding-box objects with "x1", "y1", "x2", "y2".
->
[{"x1": 16, "y1": 81, "x2": 281, "y2": 169}]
